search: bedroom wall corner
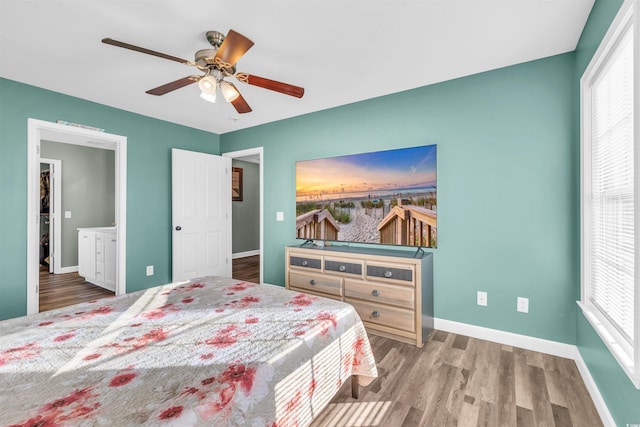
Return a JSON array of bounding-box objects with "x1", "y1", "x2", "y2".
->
[
  {"x1": 220, "y1": 52, "x2": 577, "y2": 345},
  {"x1": 0, "y1": 78, "x2": 221, "y2": 320}
]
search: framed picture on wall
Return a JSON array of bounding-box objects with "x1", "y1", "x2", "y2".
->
[{"x1": 232, "y1": 167, "x2": 243, "y2": 201}]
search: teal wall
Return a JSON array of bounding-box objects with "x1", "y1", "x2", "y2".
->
[
  {"x1": 573, "y1": 0, "x2": 640, "y2": 425},
  {"x1": 221, "y1": 53, "x2": 577, "y2": 344},
  {"x1": 0, "y1": 78, "x2": 219, "y2": 320}
]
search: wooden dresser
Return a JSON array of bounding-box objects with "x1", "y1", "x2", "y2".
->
[{"x1": 285, "y1": 245, "x2": 433, "y2": 347}]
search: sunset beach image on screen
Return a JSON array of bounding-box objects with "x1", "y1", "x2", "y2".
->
[{"x1": 295, "y1": 144, "x2": 437, "y2": 248}]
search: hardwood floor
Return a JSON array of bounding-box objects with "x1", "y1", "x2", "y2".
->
[
  {"x1": 233, "y1": 255, "x2": 260, "y2": 283},
  {"x1": 39, "y1": 268, "x2": 114, "y2": 312},
  {"x1": 38, "y1": 255, "x2": 260, "y2": 312},
  {"x1": 312, "y1": 331, "x2": 603, "y2": 427}
]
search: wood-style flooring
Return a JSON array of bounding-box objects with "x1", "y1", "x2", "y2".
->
[
  {"x1": 38, "y1": 255, "x2": 261, "y2": 312},
  {"x1": 312, "y1": 331, "x2": 603, "y2": 427},
  {"x1": 39, "y1": 267, "x2": 114, "y2": 312},
  {"x1": 232, "y1": 254, "x2": 260, "y2": 283}
]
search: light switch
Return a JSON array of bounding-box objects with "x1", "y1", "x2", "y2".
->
[
  {"x1": 276, "y1": 211, "x2": 284, "y2": 221},
  {"x1": 64, "y1": 211, "x2": 72, "y2": 218}
]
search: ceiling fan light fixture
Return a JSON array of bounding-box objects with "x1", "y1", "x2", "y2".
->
[
  {"x1": 200, "y1": 90, "x2": 217, "y2": 103},
  {"x1": 198, "y1": 75, "x2": 217, "y2": 94},
  {"x1": 220, "y1": 81, "x2": 240, "y2": 102}
]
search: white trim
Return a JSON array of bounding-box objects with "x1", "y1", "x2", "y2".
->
[
  {"x1": 58, "y1": 265, "x2": 78, "y2": 274},
  {"x1": 222, "y1": 147, "x2": 264, "y2": 283},
  {"x1": 433, "y1": 317, "x2": 576, "y2": 359},
  {"x1": 433, "y1": 317, "x2": 615, "y2": 426},
  {"x1": 573, "y1": 350, "x2": 617, "y2": 427},
  {"x1": 232, "y1": 250, "x2": 260, "y2": 259},
  {"x1": 27, "y1": 118, "x2": 127, "y2": 315}
]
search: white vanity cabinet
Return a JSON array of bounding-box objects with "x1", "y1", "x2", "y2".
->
[{"x1": 78, "y1": 227, "x2": 117, "y2": 291}]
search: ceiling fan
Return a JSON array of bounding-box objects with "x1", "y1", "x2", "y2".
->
[{"x1": 102, "y1": 29, "x2": 304, "y2": 114}]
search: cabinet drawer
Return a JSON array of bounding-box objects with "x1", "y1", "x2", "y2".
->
[
  {"x1": 289, "y1": 271, "x2": 342, "y2": 296},
  {"x1": 324, "y1": 257, "x2": 363, "y2": 277},
  {"x1": 289, "y1": 286, "x2": 342, "y2": 302},
  {"x1": 344, "y1": 279, "x2": 414, "y2": 309},
  {"x1": 345, "y1": 297, "x2": 415, "y2": 333},
  {"x1": 289, "y1": 255, "x2": 322, "y2": 270},
  {"x1": 366, "y1": 262, "x2": 414, "y2": 283}
]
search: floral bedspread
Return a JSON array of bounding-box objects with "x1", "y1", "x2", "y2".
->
[{"x1": 0, "y1": 277, "x2": 377, "y2": 426}]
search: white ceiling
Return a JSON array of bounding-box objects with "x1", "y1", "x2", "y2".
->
[{"x1": 0, "y1": 0, "x2": 594, "y2": 135}]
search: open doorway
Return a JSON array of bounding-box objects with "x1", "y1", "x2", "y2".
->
[
  {"x1": 39, "y1": 158, "x2": 60, "y2": 274},
  {"x1": 223, "y1": 147, "x2": 263, "y2": 284},
  {"x1": 27, "y1": 119, "x2": 127, "y2": 315}
]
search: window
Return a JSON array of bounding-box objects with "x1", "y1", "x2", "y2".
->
[{"x1": 580, "y1": 0, "x2": 639, "y2": 388}]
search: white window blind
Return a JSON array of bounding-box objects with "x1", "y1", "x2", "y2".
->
[
  {"x1": 590, "y1": 26, "x2": 634, "y2": 344},
  {"x1": 581, "y1": 0, "x2": 638, "y2": 388}
]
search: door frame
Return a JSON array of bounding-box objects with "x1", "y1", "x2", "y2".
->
[
  {"x1": 39, "y1": 158, "x2": 62, "y2": 274},
  {"x1": 27, "y1": 118, "x2": 127, "y2": 314},
  {"x1": 222, "y1": 147, "x2": 264, "y2": 284}
]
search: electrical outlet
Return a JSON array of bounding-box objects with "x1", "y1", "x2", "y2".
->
[
  {"x1": 517, "y1": 297, "x2": 529, "y2": 313},
  {"x1": 477, "y1": 291, "x2": 488, "y2": 306},
  {"x1": 146, "y1": 265, "x2": 154, "y2": 276}
]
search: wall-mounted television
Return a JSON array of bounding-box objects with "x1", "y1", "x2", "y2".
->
[{"x1": 296, "y1": 144, "x2": 437, "y2": 248}]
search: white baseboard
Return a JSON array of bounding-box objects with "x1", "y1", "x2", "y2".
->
[
  {"x1": 573, "y1": 350, "x2": 616, "y2": 427},
  {"x1": 232, "y1": 250, "x2": 260, "y2": 259},
  {"x1": 432, "y1": 317, "x2": 614, "y2": 426},
  {"x1": 433, "y1": 317, "x2": 576, "y2": 358},
  {"x1": 58, "y1": 265, "x2": 78, "y2": 274}
]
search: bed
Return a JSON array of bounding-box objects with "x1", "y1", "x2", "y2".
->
[{"x1": 0, "y1": 277, "x2": 377, "y2": 426}]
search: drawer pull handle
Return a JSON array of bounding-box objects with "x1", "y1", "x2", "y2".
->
[
  {"x1": 372, "y1": 310, "x2": 380, "y2": 318},
  {"x1": 302, "y1": 260, "x2": 308, "y2": 267},
  {"x1": 309, "y1": 279, "x2": 316, "y2": 286},
  {"x1": 372, "y1": 289, "x2": 380, "y2": 297},
  {"x1": 339, "y1": 265, "x2": 346, "y2": 272},
  {"x1": 384, "y1": 271, "x2": 393, "y2": 278}
]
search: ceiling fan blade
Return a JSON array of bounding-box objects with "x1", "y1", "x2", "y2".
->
[
  {"x1": 146, "y1": 76, "x2": 199, "y2": 96},
  {"x1": 230, "y1": 92, "x2": 252, "y2": 114},
  {"x1": 102, "y1": 38, "x2": 193, "y2": 65},
  {"x1": 222, "y1": 82, "x2": 252, "y2": 113},
  {"x1": 238, "y1": 74, "x2": 304, "y2": 98},
  {"x1": 215, "y1": 30, "x2": 254, "y2": 67}
]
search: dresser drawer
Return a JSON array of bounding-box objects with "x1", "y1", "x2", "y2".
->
[
  {"x1": 289, "y1": 286, "x2": 342, "y2": 302},
  {"x1": 324, "y1": 257, "x2": 363, "y2": 277},
  {"x1": 366, "y1": 262, "x2": 414, "y2": 283},
  {"x1": 345, "y1": 297, "x2": 415, "y2": 333},
  {"x1": 289, "y1": 254, "x2": 322, "y2": 270},
  {"x1": 289, "y1": 271, "x2": 342, "y2": 296},
  {"x1": 344, "y1": 279, "x2": 414, "y2": 309}
]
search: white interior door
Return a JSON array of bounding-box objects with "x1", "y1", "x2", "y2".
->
[{"x1": 172, "y1": 148, "x2": 231, "y2": 282}]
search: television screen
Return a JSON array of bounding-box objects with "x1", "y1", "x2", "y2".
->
[{"x1": 296, "y1": 144, "x2": 437, "y2": 248}]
